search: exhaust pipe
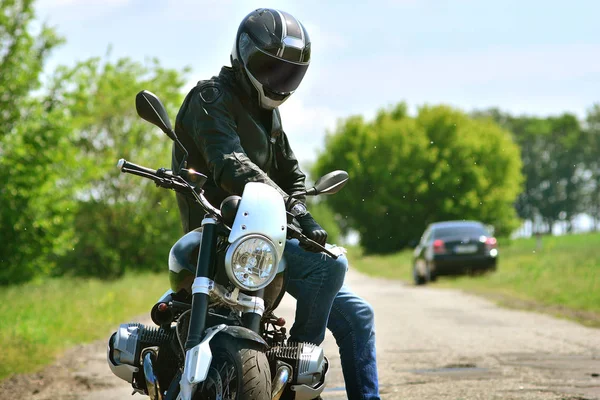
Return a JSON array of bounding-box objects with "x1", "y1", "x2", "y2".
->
[
  {"x1": 142, "y1": 347, "x2": 163, "y2": 400},
  {"x1": 272, "y1": 364, "x2": 292, "y2": 400}
]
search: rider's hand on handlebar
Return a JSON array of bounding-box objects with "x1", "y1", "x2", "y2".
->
[{"x1": 296, "y1": 212, "x2": 328, "y2": 252}]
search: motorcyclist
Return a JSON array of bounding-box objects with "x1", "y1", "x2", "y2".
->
[{"x1": 172, "y1": 8, "x2": 380, "y2": 400}]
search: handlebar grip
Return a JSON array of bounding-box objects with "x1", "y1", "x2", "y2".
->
[{"x1": 117, "y1": 159, "x2": 157, "y2": 176}]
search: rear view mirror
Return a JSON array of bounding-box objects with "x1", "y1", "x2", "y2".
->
[
  {"x1": 313, "y1": 170, "x2": 349, "y2": 195},
  {"x1": 135, "y1": 90, "x2": 189, "y2": 169},
  {"x1": 286, "y1": 170, "x2": 349, "y2": 205},
  {"x1": 135, "y1": 90, "x2": 176, "y2": 141}
]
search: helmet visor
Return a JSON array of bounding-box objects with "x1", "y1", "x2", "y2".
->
[{"x1": 240, "y1": 38, "x2": 309, "y2": 94}]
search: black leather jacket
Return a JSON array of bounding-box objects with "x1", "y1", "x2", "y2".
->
[{"x1": 172, "y1": 67, "x2": 306, "y2": 232}]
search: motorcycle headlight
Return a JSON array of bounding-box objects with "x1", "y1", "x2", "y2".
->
[{"x1": 224, "y1": 235, "x2": 279, "y2": 291}]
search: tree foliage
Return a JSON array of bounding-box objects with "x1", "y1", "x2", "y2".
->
[
  {"x1": 474, "y1": 109, "x2": 588, "y2": 234},
  {"x1": 0, "y1": 0, "x2": 63, "y2": 138},
  {"x1": 0, "y1": 98, "x2": 79, "y2": 283},
  {"x1": 0, "y1": 0, "x2": 190, "y2": 283},
  {"x1": 0, "y1": 0, "x2": 69, "y2": 284},
  {"x1": 582, "y1": 105, "x2": 600, "y2": 230},
  {"x1": 314, "y1": 104, "x2": 523, "y2": 253},
  {"x1": 1, "y1": 54, "x2": 189, "y2": 283},
  {"x1": 49, "y1": 57, "x2": 190, "y2": 278}
]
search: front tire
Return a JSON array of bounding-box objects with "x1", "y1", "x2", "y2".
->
[
  {"x1": 200, "y1": 336, "x2": 270, "y2": 400},
  {"x1": 165, "y1": 336, "x2": 271, "y2": 400}
]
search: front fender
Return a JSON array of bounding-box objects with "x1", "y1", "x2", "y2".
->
[{"x1": 216, "y1": 325, "x2": 268, "y2": 350}]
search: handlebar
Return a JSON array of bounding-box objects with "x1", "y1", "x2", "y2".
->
[
  {"x1": 117, "y1": 158, "x2": 221, "y2": 220},
  {"x1": 118, "y1": 159, "x2": 182, "y2": 189},
  {"x1": 117, "y1": 159, "x2": 157, "y2": 177},
  {"x1": 117, "y1": 158, "x2": 338, "y2": 259}
]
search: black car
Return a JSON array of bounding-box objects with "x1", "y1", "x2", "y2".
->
[{"x1": 412, "y1": 220, "x2": 498, "y2": 285}]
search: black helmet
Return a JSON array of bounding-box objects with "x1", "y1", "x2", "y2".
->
[{"x1": 231, "y1": 8, "x2": 311, "y2": 109}]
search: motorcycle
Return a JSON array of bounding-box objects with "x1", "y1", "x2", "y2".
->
[{"x1": 106, "y1": 90, "x2": 349, "y2": 400}]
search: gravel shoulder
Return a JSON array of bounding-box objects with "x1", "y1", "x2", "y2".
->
[{"x1": 2, "y1": 268, "x2": 599, "y2": 400}]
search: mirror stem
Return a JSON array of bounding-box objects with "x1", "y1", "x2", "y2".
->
[
  {"x1": 168, "y1": 128, "x2": 189, "y2": 170},
  {"x1": 290, "y1": 188, "x2": 316, "y2": 198},
  {"x1": 286, "y1": 188, "x2": 316, "y2": 208},
  {"x1": 289, "y1": 190, "x2": 308, "y2": 200},
  {"x1": 177, "y1": 140, "x2": 188, "y2": 170}
]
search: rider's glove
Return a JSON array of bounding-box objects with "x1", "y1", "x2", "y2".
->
[{"x1": 296, "y1": 212, "x2": 328, "y2": 252}]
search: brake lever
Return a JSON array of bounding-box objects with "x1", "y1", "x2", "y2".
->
[
  {"x1": 302, "y1": 235, "x2": 339, "y2": 259},
  {"x1": 179, "y1": 168, "x2": 208, "y2": 188},
  {"x1": 286, "y1": 221, "x2": 339, "y2": 259}
]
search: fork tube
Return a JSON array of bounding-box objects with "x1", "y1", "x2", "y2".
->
[
  {"x1": 242, "y1": 288, "x2": 264, "y2": 333},
  {"x1": 185, "y1": 216, "x2": 218, "y2": 351}
]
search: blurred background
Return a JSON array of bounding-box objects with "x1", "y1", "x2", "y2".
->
[{"x1": 1, "y1": 0, "x2": 599, "y2": 384}]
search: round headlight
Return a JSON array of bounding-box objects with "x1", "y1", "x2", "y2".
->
[{"x1": 225, "y1": 235, "x2": 279, "y2": 291}]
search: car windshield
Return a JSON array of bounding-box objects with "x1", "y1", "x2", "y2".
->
[{"x1": 434, "y1": 225, "x2": 488, "y2": 239}]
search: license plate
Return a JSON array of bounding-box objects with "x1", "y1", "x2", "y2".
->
[{"x1": 454, "y1": 245, "x2": 477, "y2": 254}]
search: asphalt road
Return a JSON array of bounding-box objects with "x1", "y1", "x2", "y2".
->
[{"x1": 8, "y1": 268, "x2": 600, "y2": 400}]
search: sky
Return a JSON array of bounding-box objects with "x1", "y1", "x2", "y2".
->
[{"x1": 35, "y1": 0, "x2": 600, "y2": 164}]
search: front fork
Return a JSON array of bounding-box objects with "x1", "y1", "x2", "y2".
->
[
  {"x1": 178, "y1": 216, "x2": 218, "y2": 400},
  {"x1": 185, "y1": 216, "x2": 218, "y2": 351},
  {"x1": 178, "y1": 216, "x2": 266, "y2": 400},
  {"x1": 242, "y1": 288, "x2": 264, "y2": 332}
]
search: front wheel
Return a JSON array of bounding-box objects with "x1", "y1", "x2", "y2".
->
[{"x1": 166, "y1": 336, "x2": 271, "y2": 400}]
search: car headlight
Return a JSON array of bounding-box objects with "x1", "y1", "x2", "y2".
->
[{"x1": 224, "y1": 235, "x2": 279, "y2": 291}]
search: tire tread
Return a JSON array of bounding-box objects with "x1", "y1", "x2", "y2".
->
[{"x1": 239, "y1": 344, "x2": 270, "y2": 399}]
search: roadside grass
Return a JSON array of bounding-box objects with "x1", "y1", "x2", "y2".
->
[
  {"x1": 346, "y1": 247, "x2": 414, "y2": 282},
  {"x1": 0, "y1": 272, "x2": 168, "y2": 380},
  {"x1": 347, "y1": 233, "x2": 600, "y2": 327}
]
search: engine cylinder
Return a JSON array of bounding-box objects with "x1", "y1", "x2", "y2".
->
[
  {"x1": 107, "y1": 323, "x2": 176, "y2": 388},
  {"x1": 266, "y1": 342, "x2": 325, "y2": 386}
]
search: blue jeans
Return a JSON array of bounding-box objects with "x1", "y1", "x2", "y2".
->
[{"x1": 283, "y1": 240, "x2": 380, "y2": 400}]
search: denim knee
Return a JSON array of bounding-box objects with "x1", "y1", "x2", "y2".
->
[
  {"x1": 356, "y1": 300, "x2": 375, "y2": 337},
  {"x1": 328, "y1": 255, "x2": 348, "y2": 292}
]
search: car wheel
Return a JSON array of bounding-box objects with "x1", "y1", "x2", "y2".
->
[
  {"x1": 428, "y1": 261, "x2": 437, "y2": 282},
  {"x1": 413, "y1": 260, "x2": 429, "y2": 286}
]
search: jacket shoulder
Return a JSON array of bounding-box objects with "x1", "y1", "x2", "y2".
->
[
  {"x1": 176, "y1": 70, "x2": 239, "y2": 129},
  {"x1": 197, "y1": 81, "x2": 222, "y2": 104},
  {"x1": 193, "y1": 75, "x2": 236, "y2": 105}
]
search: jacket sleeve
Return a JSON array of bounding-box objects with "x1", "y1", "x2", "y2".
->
[
  {"x1": 180, "y1": 86, "x2": 291, "y2": 201},
  {"x1": 273, "y1": 131, "x2": 307, "y2": 204}
]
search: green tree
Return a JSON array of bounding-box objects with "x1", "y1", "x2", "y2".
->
[
  {"x1": 474, "y1": 110, "x2": 587, "y2": 234},
  {"x1": 48, "y1": 57, "x2": 190, "y2": 278},
  {"x1": 583, "y1": 104, "x2": 600, "y2": 230},
  {"x1": 538, "y1": 114, "x2": 586, "y2": 232},
  {"x1": 314, "y1": 104, "x2": 523, "y2": 253},
  {"x1": 0, "y1": 0, "x2": 62, "y2": 138},
  {"x1": 0, "y1": 0, "x2": 70, "y2": 284},
  {"x1": 0, "y1": 99, "x2": 80, "y2": 284}
]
